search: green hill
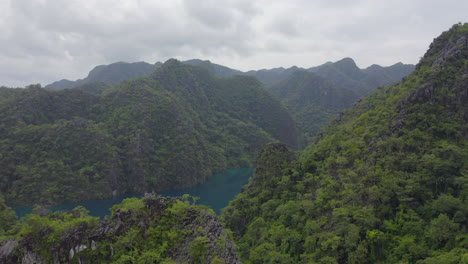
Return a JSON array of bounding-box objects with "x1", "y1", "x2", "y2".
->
[
  {"x1": 313, "y1": 58, "x2": 414, "y2": 96},
  {"x1": 222, "y1": 23, "x2": 468, "y2": 263},
  {"x1": 182, "y1": 59, "x2": 414, "y2": 145},
  {"x1": 0, "y1": 60, "x2": 298, "y2": 206}
]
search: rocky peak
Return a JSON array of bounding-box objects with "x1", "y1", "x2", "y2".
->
[
  {"x1": 392, "y1": 23, "x2": 468, "y2": 133},
  {"x1": 417, "y1": 23, "x2": 468, "y2": 70}
]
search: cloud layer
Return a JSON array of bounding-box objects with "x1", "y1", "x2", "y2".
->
[{"x1": 1, "y1": 0, "x2": 467, "y2": 87}]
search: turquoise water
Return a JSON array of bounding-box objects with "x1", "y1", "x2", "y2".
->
[{"x1": 13, "y1": 168, "x2": 253, "y2": 218}]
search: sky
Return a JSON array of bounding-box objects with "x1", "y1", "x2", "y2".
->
[{"x1": 1, "y1": 0, "x2": 467, "y2": 87}]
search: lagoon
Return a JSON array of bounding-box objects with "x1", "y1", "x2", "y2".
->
[{"x1": 14, "y1": 167, "x2": 253, "y2": 218}]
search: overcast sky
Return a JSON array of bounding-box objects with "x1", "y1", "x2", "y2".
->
[{"x1": 1, "y1": 0, "x2": 467, "y2": 87}]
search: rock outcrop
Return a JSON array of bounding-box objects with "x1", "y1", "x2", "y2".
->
[{"x1": 0, "y1": 194, "x2": 240, "y2": 264}]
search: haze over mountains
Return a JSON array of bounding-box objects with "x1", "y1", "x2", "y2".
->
[
  {"x1": 45, "y1": 58, "x2": 414, "y2": 92},
  {"x1": 44, "y1": 57, "x2": 414, "y2": 144}
]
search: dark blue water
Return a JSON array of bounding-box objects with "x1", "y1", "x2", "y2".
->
[{"x1": 13, "y1": 168, "x2": 253, "y2": 218}]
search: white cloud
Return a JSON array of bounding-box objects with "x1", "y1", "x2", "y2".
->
[{"x1": 1, "y1": 0, "x2": 467, "y2": 86}]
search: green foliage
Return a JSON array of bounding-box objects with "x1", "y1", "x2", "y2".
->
[
  {"x1": 2, "y1": 196, "x2": 236, "y2": 263},
  {"x1": 269, "y1": 71, "x2": 359, "y2": 141},
  {"x1": 0, "y1": 194, "x2": 16, "y2": 238},
  {"x1": 223, "y1": 23, "x2": 468, "y2": 263},
  {"x1": 111, "y1": 198, "x2": 145, "y2": 214},
  {"x1": 189, "y1": 236, "x2": 210, "y2": 263},
  {"x1": 0, "y1": 60, "x2": 298, "y2": 206}
]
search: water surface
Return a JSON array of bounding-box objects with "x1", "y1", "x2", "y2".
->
[{"x1": 14, "y1": 168, "x2": 253, "y2": 218}]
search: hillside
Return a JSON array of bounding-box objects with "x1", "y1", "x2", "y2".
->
[
  {"x1": 313, "y1": 58, "x2": 415, "y2": 96},
  {"x1": 269, "y1": 71, "x2": 358, "y2": 141},
  {"x1": 182, "y1": 59, "x2": 414, "y2": 144},
  {"x1": 42, "y1": 58, "x2": 413, "y2": 147},
  {"x1": 0, "y1": 60, "x2": 298, "y2": 206},
  {"x1": 222, "y1": 23, "x2": 468, "y2": 263},
  {"x1": 265, "y1": 60, "x2": 414, "y2": 143},
  {"x1": 0, "y1": 194, "x2": 240, "y2": 263}
]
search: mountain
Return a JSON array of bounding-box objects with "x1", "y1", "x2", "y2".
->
[
  {"x1": 0, "y1": 60, "x2": 298, "y2": 206},
  {"x1": 46, "y1": 59, "x2": 413, "y2": 93},
  {"x1": 182, "y1": 59, "x2": 414, "y2": 144},
  {"x1": 0, "y1": 194, "x2": 240, "y2": 263},
  {"x1": 313, "y1": 57, "x2": 415, "y2": 95},
  {"x1": 363, "y1": 62, "x2": 415, "y2": 87},
  {"x1": 265, "y1": 60, "x2": 414, "y2": 143},
  {"x1": 269, "y1": 70, "x2": 359, "y2": 141},
  {"x1": 222, "y1": 23, "x2": 468, "y2": 263},
  {"x1": 42, "y1": 58, "x2": 413, "y2": 144},
  {"x1": 45, "y1": 61, "x2": 161, "y2": 90},
  {"x1": 244, "y1": 66, "x2": 303, "y2": 87}
]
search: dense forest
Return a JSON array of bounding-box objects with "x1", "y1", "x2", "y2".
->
[
  {"x1": 222, "y1": 23, "x2": 468, "y2": 263},
  {"x1": 187, "y1": 58, "x2": 414, "y2": 143},
  {"x1": 0, "y1": 60, "x2": 297, "y2": 206},
  {"x1": 45, "y1": 56, "x2": 413, "y2": 149},
  {"x1": 0, "y1": 51, "x2": 414, "y2": 207}
]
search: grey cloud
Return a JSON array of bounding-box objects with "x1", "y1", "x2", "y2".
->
[{"x1": 1, "y1": 0, "x2": 467, "y2": 87}]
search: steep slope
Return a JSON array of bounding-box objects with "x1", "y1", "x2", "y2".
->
[
  {"x1": 0, "y1": 60, "x2": 298, "y2": 206},
  {"x1": 222, "y1": 23, "x2": 468, "y2": 263},
  {"x1": 181, "y1": 59, "x2": 414, "y2": 144},
  {"x1": 45, "y1": 61, "x2": 160, "y2": 90},
  {"x1": 270, "y1": 71, "x2": 358, "y2": 141},
  {"x1": 0, "y1": 194, "x2": 240, "y2": 263},
  {"x1": 42, "y1": 58, "x2": 413, "y2": 145}
]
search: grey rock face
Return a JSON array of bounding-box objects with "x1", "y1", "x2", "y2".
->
[
  {"x1": 0, "y1": 194, "x2": 241, "y2": 264},
  {"x1": 431, "y1": 35, "x2": 467, "y2": 70}
]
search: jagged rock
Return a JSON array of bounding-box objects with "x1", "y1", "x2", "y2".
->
[
  {"x1": 22, "y1": 251, "x2": 44, "y2": 264},
  {"x1": 391, "y1": 25, "x2": 467, "y2": 134},
  {"x1": 0, "y1": 195, "x2": 240, "y2": 264},
  {"x1": 0, "y1": 239, "x2": 18, "y2": 263},
  {"x1": 431, "y1": 34, "x2": 467, "y2": 70}
]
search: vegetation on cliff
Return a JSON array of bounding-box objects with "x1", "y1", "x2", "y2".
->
[
  {"x1": 222, "y1": 23, "x2": 468, "y2": 263},
  {"x1": 0, "y1": 60, "x2": 297, "y2": 206},
  {"x1": 0, "y1": 194, "x2": 240, "y2": 263}
]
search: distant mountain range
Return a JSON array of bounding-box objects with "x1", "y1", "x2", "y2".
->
[
  {"x1": 44, "y1": 58, "x2": 414, "y2": 144},
  {"x1": 45, "y1": 58, "x2": 414, "y2": 93}
]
